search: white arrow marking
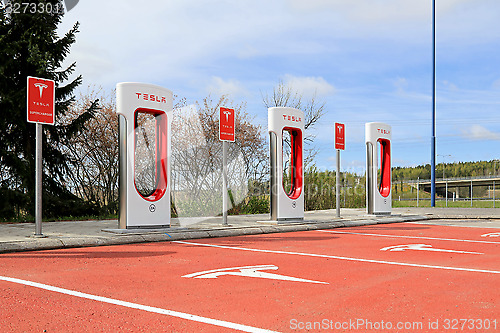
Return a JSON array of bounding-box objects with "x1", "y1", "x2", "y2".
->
[
  {"x1": 380, "y1": 244, "x2": 483, "y2": 255},
  {"x1": 174, "y1": 241, "x2": 500, "y2": 274},
  {"x1": 481, "y1": 232, "x2": 500, "y2": 238},
  {"x1": 183, "y1": 265, "x2": 328, "y2": 284}
]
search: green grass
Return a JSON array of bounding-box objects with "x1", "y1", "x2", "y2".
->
[{"x1": 0, "y1": 214, "x2": 118, "y2": 224}]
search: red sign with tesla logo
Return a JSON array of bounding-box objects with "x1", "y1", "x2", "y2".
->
[
  {"x1": 335, "y1": 122, "x2": 345, "y2": 150},
  {"x1": 27, "y1": 76, "x2": 55, "y2": 125},
  {"x1": 219, "y1": 107, "x2": 235, "y2": 142}
]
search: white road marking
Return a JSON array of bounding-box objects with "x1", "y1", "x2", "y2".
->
[
  {"x1": 406, "y1": 221, "x2": 499, "y2": 229},
  {"x1": 319, "y1": 230, "x2": 500, "y2": 244},
  {"x1": 174, "y1": 241, "x2": 500, "y2": 275},
  {"x1": 380, "y1": 244, "x2": 483, "y2": 255},
  {"x1": 482, "y1": 232, "x2": 500, "y2": 237},
  {"x1": 183, "y1": 265, "x2": 328, "y2": 284},
  {"x1": 0, "y1": 275, "x2": 279, "y2": 333}
]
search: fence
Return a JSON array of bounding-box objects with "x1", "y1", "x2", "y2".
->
[{"x1": 394, "y1": 177, "x2": 499, "y2": 208}]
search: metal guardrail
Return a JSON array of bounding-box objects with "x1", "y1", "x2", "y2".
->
[
  {"x1": 405, "y1": 175, "x2": 500, "y2": 184},
  {"x1": 395, "y1": 197, "x2": 495, "y2": 201},
  {"x1": 395, "y1": 176, "x2": 499, "y2": 208}
]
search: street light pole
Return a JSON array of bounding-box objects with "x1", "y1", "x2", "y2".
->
[
  {"x1": 437, "y1": 154, "x2": 451, "y2": 179},
  {"x1": 431, "y1": 0, "x2": 437, "y2": 207},
  {"x1": 493, "y1": 160, "x2": 499, "y2": 208}
]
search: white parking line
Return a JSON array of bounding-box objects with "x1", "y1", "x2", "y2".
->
[
  {"x1": 173, "y1": 241, "x2": 500, "y2": 275},
  {"x1": 318, "y1": 230, "x2": 500, "y2": 245},
  {"x1": 406, "y1": 221, "x2": 500, "y2": 229},
  {"x1": 0, "y1": 275, "x2": 279, "y2": 333}
]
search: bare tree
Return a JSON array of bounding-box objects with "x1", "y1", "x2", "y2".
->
[
  {"x1": 59, "y1": 87, "x2": 119, "y2": 214},
  {"x1": 59, "y1": 89, "x2": 267, "y2": 218},
  {"x1": 171, "y1": 95, "x2": 267, "y2": 217},
  {"x1": 262, "y1": 80, "x2": 326, "y2": 166}
]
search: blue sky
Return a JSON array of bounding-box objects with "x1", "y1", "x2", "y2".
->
[{"x1": 58, "y1": 0, "x2": 500, "y2": 174}]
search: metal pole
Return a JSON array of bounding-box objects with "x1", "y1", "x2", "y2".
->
[
  {"x1": 445, "y1": 179, "x2": 448, "y2": 207},
  {"x1": 417, "y1": 177, "x2": 420, "y2": 207},
  {"x1": 470, "y1": 180, "x2": 473, "y2": 208},
  {"x1": 494, "y1": 181, "x2": 496, "y2": 208},
  {"x1": 431, "y1": 0, "x2": 437, "y2": 207},
  {"x1": 336, "y1": 149, "x2": 341, "y2": 218},
  {"x1": 222, "y1": 141, "x2": 228, "y2": 225},
  {"x1": 35, "y1": 123, "x2": 43, "y2": 236}
]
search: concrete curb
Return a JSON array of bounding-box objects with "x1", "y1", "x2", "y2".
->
[{"x1": 0, "y1": 215, "x2": 429, "y2": 254}]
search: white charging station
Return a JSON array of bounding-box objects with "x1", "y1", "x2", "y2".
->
[
  {"x1": 116, "y1": 82, "x2": 173, "y2": 228},
  {"x1": 365, "y1": 122, "x2": 392, "y2": 215},
  {"x1": 269, "y1": 107, "x2": 304, "y2": 221}
]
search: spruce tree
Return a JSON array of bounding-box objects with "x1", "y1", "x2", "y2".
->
[{"x1": 0, "y1": 0, "x2": 98, "y2": 219}]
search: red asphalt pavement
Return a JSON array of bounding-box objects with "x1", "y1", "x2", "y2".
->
[{"x1": 0, "y1": 222, "x2": 499, "y2": 332}]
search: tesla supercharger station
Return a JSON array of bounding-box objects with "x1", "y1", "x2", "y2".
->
[
  {"x1": 365, "y1": 122, "x2": 392, "y2": 215},
  {"x1": 269, "y1": 107, "x2": 304, "y2": 221},
  {"x1": 116, "y1": 82, "x2": 173, "y2": 228}
]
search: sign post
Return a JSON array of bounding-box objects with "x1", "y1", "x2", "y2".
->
[
  {"x1": 27, "y1": 76, "x2": 55, "y2": 236},
  {"x1": 335, "y1": 123, "x2": 345, "y2": 218},
  {"x1": 219, "y1": 107, "x2": 235, "y2": 225}
]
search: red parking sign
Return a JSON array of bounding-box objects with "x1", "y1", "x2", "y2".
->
[
  {"x1": 335, "y1": 122, "x2": 345, "y2": 150},
  {"x1": 27, "y1": 76, "x2": 55, "y2": 125},
  {"x1": 219, "y1": 107, "x2": 235, "y2": 142}
]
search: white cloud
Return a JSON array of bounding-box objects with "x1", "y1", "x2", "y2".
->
[
  {"x1": 58, "y1": 0, "x2": 307, "y2": 89},
  {"x1": 461, "y1": 124, "x2": 500, "y2": 141},
  {"x1": 288, "y1": 0, "x2": 473, "y2": 23},
  {"x1": 394, "y1": 77, "x2": 409, "y2": 94},
  {"x1": 493, "y1": 79, "x2": 500, "y2": 89},
  {"x1": 392, "y1": 158, "x2": 416, "y2": 168},
  {"x1": 57, "y1": 0, "x2": 500, "y2": 93},
  {"x1": 443, "y1": 80, "x2": 459, "y2": 91},
  {"x1": 283, "y1": 74, "x2": 335, "y2": 97},
  {"x1": 206, "y1": 77, "x2": 248, "y2": 97},
  {"x1": 53, "y1": 0, "x2": 500, "y2": 168}
]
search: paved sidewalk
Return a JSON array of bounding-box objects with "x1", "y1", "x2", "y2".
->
[{"x1": 0, "y1": 207, "x2": 499, "y2": 253}]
